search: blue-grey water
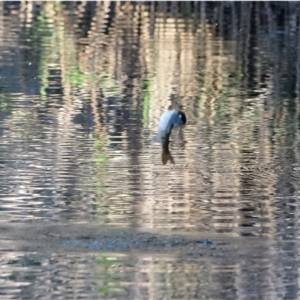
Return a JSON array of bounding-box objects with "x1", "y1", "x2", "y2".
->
[{"x1": 0, "y1": 2, "x2": 300, "y2": 299}]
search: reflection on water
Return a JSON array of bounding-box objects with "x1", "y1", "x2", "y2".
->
[
  {"x1": 0, "y1": 1, "x2": 300, "y2": 299},
  {"x1": 0, "y1": 242, "x2": 282, "y2": 299}
]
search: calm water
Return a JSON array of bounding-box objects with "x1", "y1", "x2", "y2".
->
[{"x1": 0, "y1": 1, "x2": 300, "y2": 299}]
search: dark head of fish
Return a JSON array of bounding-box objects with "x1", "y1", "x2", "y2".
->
[
  {"x1": 176, "y1": 111, "x2": 186, "y2": 127},
  {"x1": 165, "y1": 110, "x2": 186, "y2": 139}
]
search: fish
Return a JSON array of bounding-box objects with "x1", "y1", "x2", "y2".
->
[{"x1": 153, "y1": 110, "x2": 186, "y2": 165}]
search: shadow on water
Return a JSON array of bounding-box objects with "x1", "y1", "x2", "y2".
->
[{"x1": 0, "y1": 1, "x2": 300, "y2": 299}]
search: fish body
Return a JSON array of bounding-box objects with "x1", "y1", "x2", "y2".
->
[{"x1": 154, "y1": 110, "x2": 186, "y2": 144}]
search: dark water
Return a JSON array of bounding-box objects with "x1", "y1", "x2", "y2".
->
[{"x1": 0, "y1": 1, "x2": 300, "y2": 299}]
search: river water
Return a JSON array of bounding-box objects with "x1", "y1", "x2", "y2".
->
[{"x1": 0, "y1": 2, "x2": 299, "y2": 299}]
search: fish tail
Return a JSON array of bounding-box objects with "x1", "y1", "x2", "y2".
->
[{"x1": 162, "y1": 147, "x2": 174, "y2": 165}]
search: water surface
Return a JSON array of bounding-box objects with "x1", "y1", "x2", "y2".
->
[{"x1": 0, "y1": 2, "x2": 300, "y2": 299}]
